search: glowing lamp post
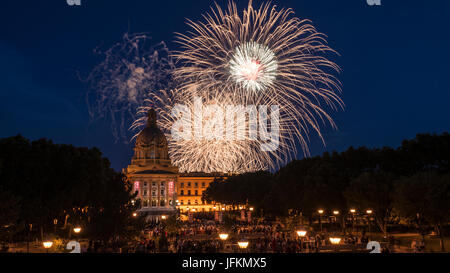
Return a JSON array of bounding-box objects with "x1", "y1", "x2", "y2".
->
[
  {"x1": 333, "y1": 210, "x2": 341, "y2": 230},
  {"x1": 366, "y1": 209, "x2": 373, "y2": 237},
  {"x1": 43, "y1": 241, "x2": 53, "y2": 253},
  {"x1": 329, "y1": 237, "x2": 341, "y2": 252},
  {"x1": 296, "y1": 230, "x2": 307, "y2": 238},
  {"x1": 350, "y1": 209, "x2": 356, "y2": 234},
  {"x1": 132, "y1": 212, "x2": 137, "y2": 217},
  {"x1": 161, "y1": 215, "x2": 167, "y2": 220},
  {"x1": 219, "y1": 233, "x2": 229, "y2": 253},
  {"x1": 249, "y1": 207, "x2": 254, "y2": 211},
  {"x1": 318, "y1": 209, "x2": 324, "y2": 232},
  {"x1": 73, "y1": 227, "x2": 82, "y2": 234},
  {"x1": 238, "y1": 241, "x2": 249, "y2": 248},
  {"x1": 238, "y1": 239, "x2": 249, "y2": 253},
  {"x1": 329, "y1": 237, "x2": 341, "y2": 245}
]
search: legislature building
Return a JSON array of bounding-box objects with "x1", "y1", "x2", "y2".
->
[{"x1": 124, "y1": 109, "x2": 226, "y2": 219}]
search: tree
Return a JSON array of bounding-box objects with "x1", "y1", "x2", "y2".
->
[
  {"x1": 345, "y1": 172, "x2": 396, "y2": 238},
  {"x1": 0, "y1": 135, "x2": 137, "y2": 247},
  {"x1": 203, "y1": 171, "x2": 273, "y2": 209},
  {"x1": 395, "y1": 172, "x2": 450, "y2": 251}
]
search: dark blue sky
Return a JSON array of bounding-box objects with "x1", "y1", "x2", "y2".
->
[{"x1": 1, "y1": 0, "x2": 449, "y2": 171}]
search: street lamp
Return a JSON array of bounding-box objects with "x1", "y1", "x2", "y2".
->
[
  {"x1": 296, "y1": 230, "x2": 307, "y2": 238},
  {"x1": 333, "y1": 210, "x2": 340, "y2": 215},
  {"x1": 329, "y1": 237, "x2": 341, "y2": 252},
  {"x1": 249, "y1": 207, "x2": 254, "y2": 211},
  {"x1": 329, "y1": 237, "x2": 341, "y2": 245},
  {"x1": 132, "y1": 212, "x2": 138, "y2": 217},
  {"x1": 73, "y1": 227, "x2": 82, "y2": 234},
  {"x1": 219, "y1": 233, "x2": 229, "y2": 253},
  {"x1": 43, "y1": 241, "x2": 53, "y2": 253},
  {"x1": 161, "y1": 215, "x2": 167, "y2": 220},
  {"x1": 318, "y1": 209, "x2": 324, "y2": 232},
  {"x1": 350, "y1": 209, "x2": 356, "y2": 234},
  {"x1": 366, "y1": 209, "x2": 373, "y2": 238},
  {"x1": 238, "y1": 239, "x2": 249, "y2": 252}
]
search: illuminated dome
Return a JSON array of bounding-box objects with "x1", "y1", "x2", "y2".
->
[{"x1": 134, "y1": 109, "x2": 169, "y2": 160}]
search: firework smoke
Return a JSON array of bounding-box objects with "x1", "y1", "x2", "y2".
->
[{"x1": 86, "y1": 33, "x2": 175, "y2": 143}]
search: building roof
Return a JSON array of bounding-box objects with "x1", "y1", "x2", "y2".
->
[
  {"x1": 179, "y1": 172, "x2": 229, "y2": 177},
  {"x1": 133, "y1": 169, "x2": 177, "y2": 175}
]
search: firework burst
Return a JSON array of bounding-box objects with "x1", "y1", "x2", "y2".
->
[
  {"x1": 86, "y1": 33, "x2": 175, "y2": 143},
  {"x1": 133, "y1": 1, "x2": 343, "y2": 173}
]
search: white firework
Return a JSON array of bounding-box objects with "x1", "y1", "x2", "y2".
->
[{"x1": 229, "y1": 42, "x2": 278, "y2": 92}]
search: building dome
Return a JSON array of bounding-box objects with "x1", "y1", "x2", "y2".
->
[
  {"x1": 135, "y1": 109, "x2": 167, "y2": 148},
  {"x1": 133, "y1": 109, "x2": 169, "y2": 160}
]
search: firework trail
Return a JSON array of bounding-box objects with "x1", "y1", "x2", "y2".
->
[
  {"x1": 133, "y1": 0, "x2": 343, "y2": 173},
  {"x1": 132, "y1": 89, "x2": 277, "y2": 173},
  {"x1": 86, "y1": 33, "x2": 175, "y2": 143}
]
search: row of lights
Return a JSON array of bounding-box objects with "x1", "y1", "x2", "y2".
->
[{"x1": 317, "y1": 209, "x2": 373, "y2": 215}]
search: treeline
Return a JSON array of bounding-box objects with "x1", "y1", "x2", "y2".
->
[
  {"x1": 0, "y1": 135, "x2": 138, "y2": 245},
  {"x1": 203, "y1": 133, "x2": 450, "y2": 250}
]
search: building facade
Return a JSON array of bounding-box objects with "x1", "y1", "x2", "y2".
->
[
  {"x1": 125, "y1": 109, "x2": 179, "y2": 219},
  {"x1": 177, "y1": 173, "x2": 224, "y2": 213},
  {"x1": 125, "y1": 109, "x2": 226, "y2": 219}
]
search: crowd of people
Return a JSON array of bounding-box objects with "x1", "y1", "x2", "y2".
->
[{"x1": 123, "y1": 219, "x2": 379, "y2": 253}]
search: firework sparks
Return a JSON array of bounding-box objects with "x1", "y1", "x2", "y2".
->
[
  {"x1": 229, "y1": 42, "x2": 278, "y2": 92},
  {"x1": 86, "y1": 33, "x2": 175, "y2": 143},
  {"x1": 131, "y1": 89, "x2": 277, "y2": 173},
  {"x1": 132, "y1": 1, "x2": 343, "y2": 173}
]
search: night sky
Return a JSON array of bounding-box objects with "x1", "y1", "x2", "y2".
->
[{"x1": 1, "y1": 0, "x2": 449, "y2": 171}]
